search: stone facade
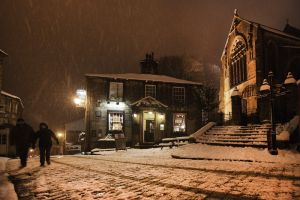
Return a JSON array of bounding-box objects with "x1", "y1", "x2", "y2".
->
[
  {"x1": 219, "y1": 12, "x2": 300, "y2": 124},
  {"x1": 0, "y1": 49, "x2": 24, "y2": 156},
  {"x1": 84, "y1": 55, "x2": 202, "y2": 150}
]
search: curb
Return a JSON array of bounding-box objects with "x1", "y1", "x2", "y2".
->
[{"x1": 171, "y1": 154, "x2": 257, "y2": 163}]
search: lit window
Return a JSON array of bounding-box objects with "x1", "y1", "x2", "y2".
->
[
  {"x1": 145, "y1": 84, "x2": 156, "y2": 98},
  {"x1": 173, "y1": 113, "x2": 186, "y2": 132},
  {"x1": 108, "y1": 112, "x2": 124, "y2": 131},
  {"x1": 172, "y1": 87, "x2": 185, "y2": 104},
  {"x1": 230, "y1": 39, "x2": 247, "y2": 87},
  {"x1": 109, "y1": 82, "x2": 123, "y2": 101}
]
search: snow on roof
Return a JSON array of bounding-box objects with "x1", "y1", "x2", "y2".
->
[
  {"x1": 1, "y1": 91, "x2": 24, "y2": 108},
  {"x1": 259, "y1": 24, "x2": 300, "y2": 41},
  {"x1": 0, "y1": 49, "x2": 8, "y2": 57},
  {"x1": 281, "y1": 45, "x2": 300, "y2": 49},
  {"x1": 222, "y1": 12, "x2": 300, "y2": 57},
  {"x1": 86, "y1": 73, "x2": 202, "y2": 85}
]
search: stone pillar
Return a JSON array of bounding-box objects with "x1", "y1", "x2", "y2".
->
[
  {"x1": 258, "y1": 95, "x2": 271, "y2": 123},
  {"x1": 259, "y1": 79, "x2": 271, "y2": 123},
  {"x1": 231, "y1": 87, "x2": 242, "y2": 125},
  {"x1": 284, "y1": 72, "x2": 297, "y2": 120}
]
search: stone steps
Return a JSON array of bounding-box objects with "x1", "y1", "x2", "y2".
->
[
  {"x1": 202, "y1": 136, "x2": 266, "y2": 140},
  {"x1": 197, "y1": 140, "x2": 267, "y2": 148},
  {"x1": 196, "y1": 124, "x2": 270, "y2": 148}
]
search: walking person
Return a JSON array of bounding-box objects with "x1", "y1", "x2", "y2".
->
[
  {"x1": 33, "y1": 122, "x2": 59, "y2": 166},
  {"x1": 10, "y1": 118, "x2": 35, "y2": 168}
]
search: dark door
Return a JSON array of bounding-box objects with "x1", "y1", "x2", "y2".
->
[
  {"x1": 241, "y1": 98, "x2": 247, "y2": 125},
  {"x1": 144, "y1": 120, "x2": 155, "y2": 142}
]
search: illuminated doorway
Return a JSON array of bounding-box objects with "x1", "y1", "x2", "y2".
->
[{"x1": 143, "y1": 111, "x2": 155, "y2": 143}]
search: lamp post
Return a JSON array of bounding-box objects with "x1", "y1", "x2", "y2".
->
[
  {"x1": 259, "y1": 72, "x2": 278, "y2": 155},
  {"x1": 267, "y1": 71, "x2": 278, "y2": 155},
  {"x1": 259, "y1": 71, "x2": 297, "y2": 155},
  {"x1": 73, "y1": 89, "x2": 88, "y2": 154}
]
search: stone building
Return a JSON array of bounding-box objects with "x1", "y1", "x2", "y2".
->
[
  {"x1": 0, "y1": 49, "x2": 24, "y2": 156},
  {"x1": 64, "y1": 118, "x2": 85, "y2": 145},
  {"x1": 219, "y1": 11, "x2": 300, "y2": 125},
  {"x1": 84, "y1": 54, "x2": 202, "y2": 150}
]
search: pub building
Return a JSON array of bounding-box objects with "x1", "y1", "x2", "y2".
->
[{"x1": 84, "y1": 53, "x2": 202, "y2": 150}]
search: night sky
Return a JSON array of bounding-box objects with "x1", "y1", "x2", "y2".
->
[{"x1": 1, "y1": 0, "x2": 300, "y2": 132}]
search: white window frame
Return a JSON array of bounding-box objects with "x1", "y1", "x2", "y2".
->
[
  {"x1": 109, "y1": 82, "x2": 123, "y2": 101},
  {"x1": 172, "y1": 87, "x2": 185, "y2": 104},
  {"x1": 108, "y1": 111, "x2": 124, "y2": 131},
  {"x1": 145, "y1": 84, "x2": 156, "y2": 98}
]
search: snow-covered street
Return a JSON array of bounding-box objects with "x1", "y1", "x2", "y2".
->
[{"x1": 5, "y1": 147, "x2": 300, "y2": 200}]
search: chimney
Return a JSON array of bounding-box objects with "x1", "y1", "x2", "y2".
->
[{"x1": 140, "y1": 52, "x2": 158, "y2": 74}]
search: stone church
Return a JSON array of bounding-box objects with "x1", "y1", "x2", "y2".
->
[{"x1": 219, "y1": 11, "x2": 300, "y2": 125}]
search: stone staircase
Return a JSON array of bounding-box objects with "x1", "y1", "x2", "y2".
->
[{"x1": 195, "y1": 124, "x2": 271, "y2": 148}]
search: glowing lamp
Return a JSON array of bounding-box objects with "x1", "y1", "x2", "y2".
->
[{"x1": 73, "y1": 97, "x2": 81, "y2": 105}]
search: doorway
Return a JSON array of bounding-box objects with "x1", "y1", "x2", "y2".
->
[{"x1": 143, "y1": 111, "x2": 155, "y2": 143}]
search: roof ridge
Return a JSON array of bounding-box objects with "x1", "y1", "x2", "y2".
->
[
  {"x1": 236, "y1": 14, "x2": 300, "y2": 40},
  {"x1": 85, "y1": 73, "x2": 202, "y2": 85},
  {"x1": 222, "y1": 11, "x2": 300, "y2": 57}
]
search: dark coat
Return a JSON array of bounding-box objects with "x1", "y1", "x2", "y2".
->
[
  {"x1": 11, "y1": 123, "x2": 35, "y2": 147},
  {"x1": 35, "y1": 128, "x2": 59, "y2": 147}
]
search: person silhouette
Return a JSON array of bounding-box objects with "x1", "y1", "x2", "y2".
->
[
  {"x1": 10, "y1": 118, "x2": 35, "y2": 168},
  {"x1": 33, "y1": 122, "x2": 59, "y2": 166}
]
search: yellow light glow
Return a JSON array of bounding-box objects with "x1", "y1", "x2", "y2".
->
[
  {"x1": 105, "y1": 101, "x2": 126, "y2": 110},
  {"x1": 149, "y1": 111, "x2": 153, "y2": 115},
  {"x1": 159, "y1": 114, "x2": 164, "y2": 120},
  {"x1": 133, "y1": 113, "x2": 137, "y2": 118},
  {"x1": 73, "y1": 97, "x2": 81, "y2": 105},
  {"x1": 57, "y1": 132, "x2": 63, "y2": 138}
]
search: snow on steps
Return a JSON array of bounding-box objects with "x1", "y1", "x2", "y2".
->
[{"x1": 194, "y1": 124, "x2": 271, "y2": 148}]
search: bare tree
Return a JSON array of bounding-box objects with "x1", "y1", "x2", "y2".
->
[{"x1": 158, "y1": 55, "x2": 220, "y2": 124}]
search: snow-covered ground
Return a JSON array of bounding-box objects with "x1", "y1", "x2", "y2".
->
[
  {"x1": 172, "y1": 143, "x2": 300, "y2": 164},
  {"x1": 5, "y1": 146, "x2": 300, "y2": 200},
  {"x1": 0, "y1": 157, "x2": 17, "y2": 200}
]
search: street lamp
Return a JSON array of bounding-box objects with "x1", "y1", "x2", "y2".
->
[
  {"x1": 57, "y1": 132, "x2": 63, "y2": 138},
  {"x1": 259, "y1": 71, "x2": 296, "y2": 155},
  {"x1": 259, "y1": 72, "x2": 278, "y2": 155}
]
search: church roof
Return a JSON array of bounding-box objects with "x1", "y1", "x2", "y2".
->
[
  {"x1": 0, "y1": 49, "x2": 8, "y2": 57},
  {"x1": 283, "y1": 23, "x2": 300, "y2": 38},
  {"x1": 222, "y1": 11, "x2": 300, "y2": 57},
  {"x1": 86, "y1": 73, "x2": 202, "y2": 85}
]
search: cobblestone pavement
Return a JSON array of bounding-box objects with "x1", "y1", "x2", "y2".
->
[{"x1": 6, "y1": 149, "x2": 300, "y2": 200}]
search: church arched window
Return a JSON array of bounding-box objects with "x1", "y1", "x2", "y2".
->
[{"x1": 229, "y1": 38, "x2": 247, "y2": 87}]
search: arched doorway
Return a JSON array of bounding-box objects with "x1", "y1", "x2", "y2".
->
[{"x1": 242, "y1": 84, "x2": 258, "y2": 124}]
